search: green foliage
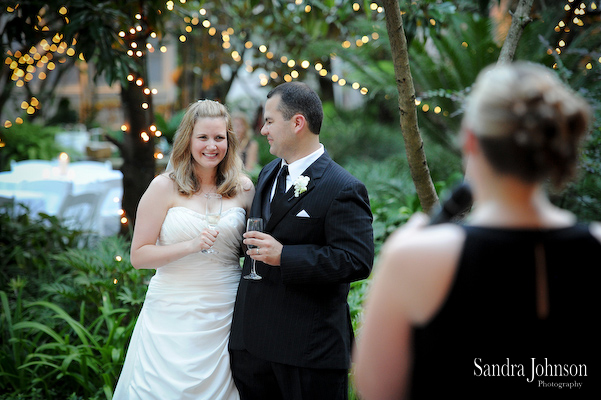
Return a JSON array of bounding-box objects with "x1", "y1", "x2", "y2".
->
[
  {"x1": 0, "y1": 210, "x2": 152, "y2": 399},
  {"x1": 320, "y1": 101, "x2": 404, "y2": 165},
  {"x1": 355, "y1": 159, "x2": 462, "y2": 247},
  {"x1": 0, "y1": 207, "x2": 84, "y2": 297},
  {"x1": 256, "y1": 137, "x2": 275, "y2": 174},
  {"x1": 551, "y1": 128, "x2": 601, "y2": 222},
  {"x1": 46, "y1": 236, "x2": 151, "y2": 317},
  {"x1": 11, "y1": 299, "x2": 129, "y2": 397},
  {"x1": 58, "y1": 1, "x2": 169, "y2": 87},
  {"x1": 408, "y1": 13, "x2": 500, "y2": 147},
  {"x1": 46, "y1": 98, "x2": 79, "y2": 127},
  {"x1": 154, "y1": 109, "x2": 185, "y2": 145},
  {"x1": 0, "y1": 210, "x2": 85, "y2": 396},
  {"x1": 0, "y1": 122, "x2": 63, "y2": 172},
  {"x1": 347, "y1": 156, "x2": 417, "y2": 250}
]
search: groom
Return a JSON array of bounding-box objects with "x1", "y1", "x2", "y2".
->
[{"x1": 229, "y1": 81, "x2": 374, "y2": 399}]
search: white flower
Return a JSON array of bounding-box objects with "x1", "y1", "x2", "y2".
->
[{"x1": 293, "y1": 175, "x2": 310, "y2": 197}]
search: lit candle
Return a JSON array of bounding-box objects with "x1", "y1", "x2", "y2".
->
[{"x1": 58, "y1": 152, "x2": 69, "y2": 175}]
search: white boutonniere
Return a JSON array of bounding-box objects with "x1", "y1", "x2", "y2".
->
[{"x1": 293, "y1": 175, "x2": 310, "y2": 197}]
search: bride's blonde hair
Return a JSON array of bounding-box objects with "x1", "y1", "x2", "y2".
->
[{"x1": 169, "y1": 100, "x2": 245, "y2": 198}]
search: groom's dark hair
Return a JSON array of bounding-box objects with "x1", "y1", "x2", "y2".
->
[{"x1": 267, "y1": 82, "x2": 323, "y2": 135}]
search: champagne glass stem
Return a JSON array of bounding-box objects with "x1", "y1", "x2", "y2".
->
[
  {"x1": 244, "y1": 257, "x2": 262, "y2": 280},
  {"x1": 244, "y1": 217, "x2": 263, "y2": 280},
  {"x1": 202, "y1": 193, "x2": 222, "y2": 254}
]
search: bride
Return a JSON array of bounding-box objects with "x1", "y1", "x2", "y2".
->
[{"x1": 113, "y1": 100, "x2": 254, "y2": 399}]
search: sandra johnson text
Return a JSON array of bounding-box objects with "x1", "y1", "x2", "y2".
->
[{"x1": 474, "y1": 358, "x2": 587, "y2": 383}]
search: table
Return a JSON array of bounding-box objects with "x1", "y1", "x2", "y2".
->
[
  {"x1": 1, "y1": 162, "x2": 121, "y2": 192},
  {"x1": 0, "y1": 161, "x2": 124, "y2": 235},
  {"x1": 0, "y1": 189, "x2": 47, "y2": 216}
]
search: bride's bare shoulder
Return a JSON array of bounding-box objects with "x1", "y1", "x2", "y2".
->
[
  {"x1": 152, "y1": 172, "x2": 174, "y2": 187},
  {"x1": 143, "y1": 173, "x2": 178, "y2": 198}
]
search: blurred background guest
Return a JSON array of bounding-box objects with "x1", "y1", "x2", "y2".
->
[
  {"x1": 353, "y1": 62, "x2": 600, "y2": 399},
  {"x1": 232, "y1": 111, "x2": 259, "y2": 172}
]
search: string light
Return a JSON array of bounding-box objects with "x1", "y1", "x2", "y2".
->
[
  {"x1": 5, "y1": 2, "x2": 594, "y2": 129},
  {"x1": 186, "y1": 5, "x2": 381, "y2": 96},
  {"x1": 3, "y1": 6, "x2": 85, "y2": 125},
  {"x1": 550, "y1": 0, "x2": 593, "y2": 71}
]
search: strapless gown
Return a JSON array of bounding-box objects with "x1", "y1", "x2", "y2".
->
[{"x1": 113, "y1": 206, "x2": 245, "y2": 400}]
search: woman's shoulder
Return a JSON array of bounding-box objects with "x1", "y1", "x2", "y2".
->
[
  {"x1": 141, "y1": 173, "x2": 179, "y2": 201},
  {"x1": 239, "y1": 174, "x2": 254, "y2": 192},
  {"x1": 136, "y1": 173, "x2": 179, "y2": 216},
  {"x1": 148, "y1": 172, "x2": 175, "y2": 190},
  {"x1": 383, "y1": 221, "x2": 465, "y2": 256},
  {"x1": 380, "y1": 220, "x2": 467, "y2": 325},
  {"x1": 590, "y1": 221, "x2": 601, "y2": 244},
  {"x1": 225, "y1": 175, "x2": 254, "y2": 210}
]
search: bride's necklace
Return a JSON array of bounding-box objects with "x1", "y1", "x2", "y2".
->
[{"x1": 197, "y1": 184, "x2": 217, "y2": 196}]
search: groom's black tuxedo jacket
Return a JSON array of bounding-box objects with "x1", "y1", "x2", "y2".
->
[{"x1": 230, "y1": 151, "x2": 374, "y2": 369}]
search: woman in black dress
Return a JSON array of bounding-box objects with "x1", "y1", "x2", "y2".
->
[{"x1": 353, "y1": 62, "x2": 600, "y2": 399}]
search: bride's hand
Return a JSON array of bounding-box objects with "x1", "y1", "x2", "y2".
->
[{"x1": 194, "y1": 228, "x2": 219, "y2": 251}]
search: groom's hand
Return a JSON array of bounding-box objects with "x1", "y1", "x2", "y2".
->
[{"x1": 243, "y1": 231, "x2": 283, "y2": 266}]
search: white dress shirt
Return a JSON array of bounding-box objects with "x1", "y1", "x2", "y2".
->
[{"x1": 270, "y1": 144, "x2": 325, "y2": 201}]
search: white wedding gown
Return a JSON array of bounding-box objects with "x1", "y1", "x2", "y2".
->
[{"x1": 113, "y1": 206, "x2": 245, "y2": 400}]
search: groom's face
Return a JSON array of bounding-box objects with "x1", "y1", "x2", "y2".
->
[{"x1": 261, "y1": 95, "x2": 296, "y2": 161}]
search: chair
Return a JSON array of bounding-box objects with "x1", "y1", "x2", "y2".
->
[
  {"x1": 93, "y1": 177, "x2": 123, "y2": 236},
  {"x1": 0, "y1": 195, "x2": 17, "y2": 218},
  {"x1": 57, "y1": 192, "x2": 102, "y2": 233},
  {"x1": 19, "y1": 180, "x2": 73, "y2": 216},
  {"x1": 0, "y1": 194, "x2": 15, "y2": 215}
]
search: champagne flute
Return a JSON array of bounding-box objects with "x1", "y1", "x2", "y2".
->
[
  {"x1": 203, "y1": 193, "x2": 222, "y2": 254},
  {"x1": 243, "y1": 217, "x2": 264, "y2": 280}
]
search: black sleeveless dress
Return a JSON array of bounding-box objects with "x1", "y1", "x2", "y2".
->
[{"x1": 409, "y1": 225, "x2": 600, "y2": 399}]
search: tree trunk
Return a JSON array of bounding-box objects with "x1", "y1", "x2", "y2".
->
[
  {"x1": 497, "y1": 0, "x2": 535, "y2": 64},
  {"x1": 382, "y1": 0, "x2": 439, "y2": 213},
  {"x1": 118, "y1": 78, "x2": 156, "y2": 232},
  {"x1": 0, "y1": 65, "x2": 15, "y2": 123}
]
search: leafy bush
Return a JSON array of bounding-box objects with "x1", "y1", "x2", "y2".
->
[
  {"x1": 0, "y1": 208, "x2": 84, "y2": 397},
  {"x1": 0, "y1": 207, "x2": 84, "y2": 297},
  {"x1": 0, "y1": 122, "x2": 63, "y2": 172},
  {"x1": 154, "y1": 109, "x2": 185, "y2": 145},
  {"x1": 0, "y1": 210, "x2": 152, "y2": 399},
  {"x1": 321, "y1": 101, "x2": 404, "y2": 165},
  {"x1": 551, "y1": 128, "x2": 601, "y2": 222}
]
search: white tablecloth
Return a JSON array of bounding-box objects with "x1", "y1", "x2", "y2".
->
[
  {"x1": 0, "y1": 162, "x2": 123, "y2": 235},
  {"x1": 0, "y1": 165, "x2": 121, "y2": 194},
  {"x1": 0, "y1": 189, "x2": 47, "y2": 216}
]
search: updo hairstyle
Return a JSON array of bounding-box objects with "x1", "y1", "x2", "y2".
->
[{"x1": 462, "y1": 62, "x2": 592, "y2": 188}]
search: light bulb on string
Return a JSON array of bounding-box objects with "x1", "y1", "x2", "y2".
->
[{"x1": 181, "y1": 5, "x2": 372, "y2": 95}]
